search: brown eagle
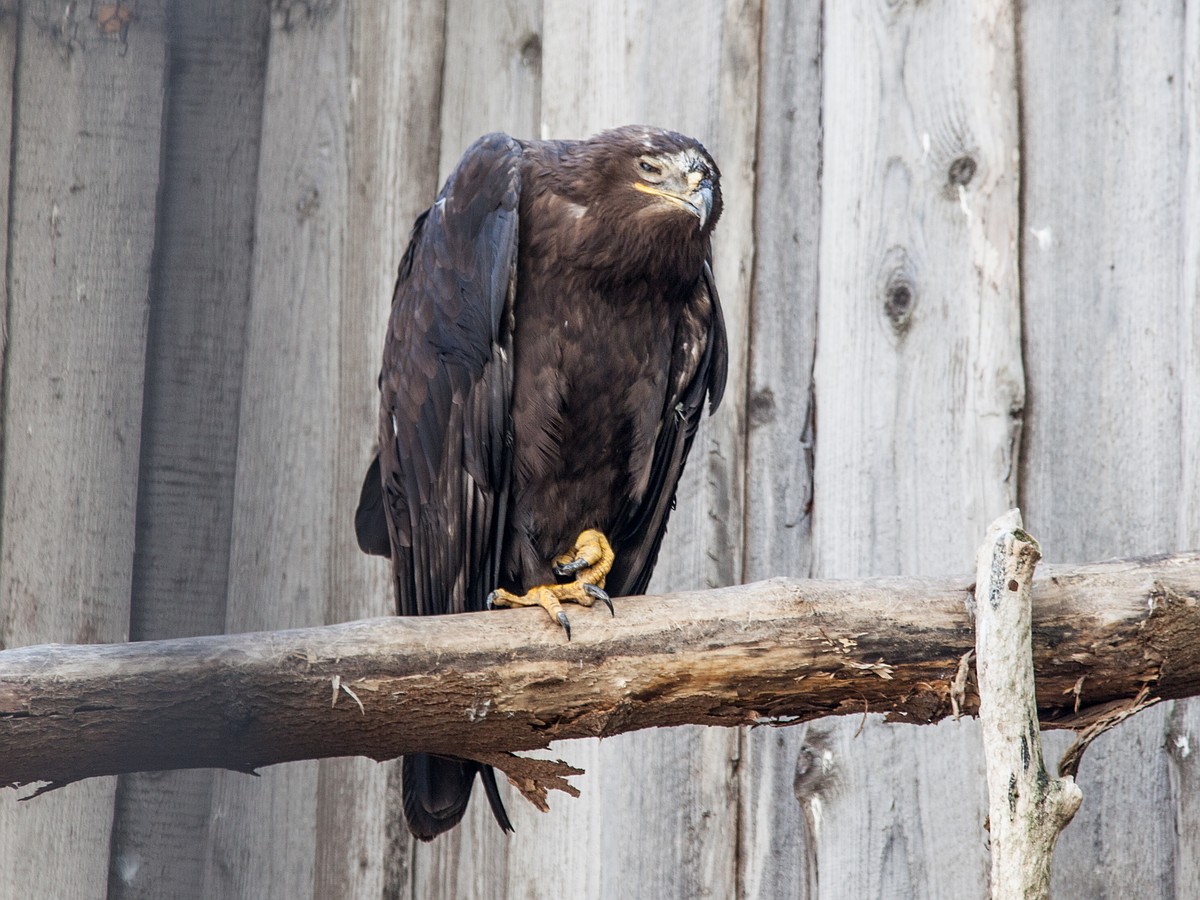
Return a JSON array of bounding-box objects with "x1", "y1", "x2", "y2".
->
[{"x1": 355, "y1": 126, "x2": 726, "y2": 840}]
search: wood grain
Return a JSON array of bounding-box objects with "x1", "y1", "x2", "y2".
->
[
  {"x1": 1019, "y1": 4, "x2": 1195, "y2": 897},
  {"x1": 199, "y1": 5, "x2": 349, "y2": 898},
  {"x1": 809, "y1": 1, "x2": 1022, "y2": 896},
  {"x1": 314, "y1": 3, "x2": 447, "y2": 899},
  {"x1": 0, "y1": 4, "x2": 167, "y2": 898},
  {"x1": 107, "y1": 4, "x2": 270, "y2": 897},
  {"x1": 436, "y1": 0, "x2": 541, "y2": 181},
  {"x1": 1168, "y1": 7, "x2": 1200, "y2": 897},
  {"x1": 0, "y1": 0, "x2": 14, "y2": 479},
  {"x1": 738, "y1": 2, "x2": 822, "y2": 896}
]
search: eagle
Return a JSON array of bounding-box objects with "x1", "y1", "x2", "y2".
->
[{"x1": 355, "y1": 125, "x2": 727, "y2": 841}]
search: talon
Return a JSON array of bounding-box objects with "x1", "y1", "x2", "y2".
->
[
  {"x1": 557, "y1": 610, "x2": 571, "y2": 640},
  {"x1": 554, "y1": 557, "x2": 588, "y2": 577},
  {"x1": 486, "y1": 590, "x2": 499, "y2": 610},
  {"x1": 583, "y1": 583, "x2": 614, "y2": 616}
]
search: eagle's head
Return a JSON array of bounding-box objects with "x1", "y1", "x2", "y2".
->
[
  {"x1": 623, "y1": 128, "x2": 721, "y2": 234},
  {"x1": 570, "y1": 126, "x2": 723, "y2": 238}
]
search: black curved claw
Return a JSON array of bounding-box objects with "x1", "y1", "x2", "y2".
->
[
  {"x1": 583, "y1": 583, "x2": 614, "y2": 616},
  {"x1": 557, "y1": 610, "x2": 572, "y2": 640},
  {"x1": 486, "y1": 590, "x2": 500, "y2": 610},
  {"x1": 553, "y1": 556, "x2": 588, "y2": 577}
]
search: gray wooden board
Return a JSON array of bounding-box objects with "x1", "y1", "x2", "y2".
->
[
  {"x1": 738, "y1": 1, "x2": 822, "y2": 896},
  {"x1": 199, "y1": 5, "x2": 350, "y2": 897},
  {"x1": 437, "y1": 0, "x2": 542, "y2": 179},
  {"x1": 313, "y1": 2, "x2": 447, "y2": 898},
  {"x1": 1019, "y1": 2, "x2": 1197, "y2": 896},
  {"x1": 1174, "y1": 9, "x2": 1200, "y2": 895},
  {"x1": 0, "y1": 3, "x2": 168, "y2": 898},
  {"x1": 108, "y1": 4, "x2": 270, "y2": 896},
  {"x1": 806, "y1": 1, "x2": 1021, "y2": 897},
  {"x1": 0, "y1": 0, "x2": 14, "y2": 473}
]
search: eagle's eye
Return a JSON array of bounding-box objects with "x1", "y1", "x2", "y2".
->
[{"x1": 638, "y1": 159, "x2": 662, "y2": 177}]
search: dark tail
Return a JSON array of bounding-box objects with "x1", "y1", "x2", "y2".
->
[
  {"x1": 355, "y1": 455, "x2": 392, "y2": 557},
  {"x1": 402, "y1": 754, "x2": 514, "y2": 841}
]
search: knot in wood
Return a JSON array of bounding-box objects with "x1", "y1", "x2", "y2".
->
[
  {"x1": 880, "y1": 245, "x2": 917, "y2": 334},
  {"x1": 947, "y1": 155, "x2": 977, "y2": 188},
  {"x1": 884, "y1": 281, "x2": 915, "y2": 332}
]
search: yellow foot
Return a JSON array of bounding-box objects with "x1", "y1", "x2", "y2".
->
[
  {"x1": 486, "y1": 530, "x2": 616, "y2": 639},
  {"x1": 551, "y1": 528, "x2": 614, "y2": 588}
]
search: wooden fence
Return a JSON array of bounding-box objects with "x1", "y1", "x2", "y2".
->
[{"x1": 0, "y1": 1, "x2": 1195, "y2": 897}]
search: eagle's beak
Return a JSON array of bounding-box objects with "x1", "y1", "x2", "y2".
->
[
  {"x1": 634, "y1": 177, "x2": 714, "y2": 229},
  {"x1": 689, "y1": 180, "x2": 714, "y2": 229}
]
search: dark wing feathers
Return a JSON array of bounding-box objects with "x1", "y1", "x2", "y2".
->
[
  {"x1": 372, "y1": 133, "x2": 520, "y2": 617},
  {"x1": 607, "y1": 262, "x2": 727, "y2": 595}
]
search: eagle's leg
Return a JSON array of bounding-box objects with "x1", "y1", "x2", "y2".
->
[{"x1": 486, "y1": 530, "x2": 615, "y2": 639}]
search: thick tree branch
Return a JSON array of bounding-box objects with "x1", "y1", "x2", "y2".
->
[{"x1": 1, "y1": 552, "x2": 1199, "y2": 805}]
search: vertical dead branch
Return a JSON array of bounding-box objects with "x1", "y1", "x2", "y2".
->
[{"x1": 974, "y1": 509, "x2": 1082, "y2": 899}]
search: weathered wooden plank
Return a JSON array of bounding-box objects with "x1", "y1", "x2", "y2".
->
[
  {"x1": 1169, "y1": 5, "x2": 1200, "y2": 897},
  {"x1": 807, "y1": 0, "x2": 1021, "y2": 897},
  {"x1": 107, "y1": 4, "x2": 270, "y2": 897},
  {"x1": 738, "y1": 1, "x2": 822, "y2": 896},
  {"x1": 199, "y1": 5, "x2": 350, "y2": 897},
  {"x1": 0, "y1": 0, "x2": 15, "y2": 472},
  {"x1": 1020, "y1": 3, "x2": 1195, "y2": 896},
  {"x1": 400, "y1": 3, "x2": 542, "y2": 894},
  {"x1": 0, "y1": 3, "x2": 168, "y2": 898},
  {"x1": 437, "y1": 0, "x2": 541, "y2": 180},
  {"x1": 313, "y1": 2, "x2": 447, "y2": 899}
]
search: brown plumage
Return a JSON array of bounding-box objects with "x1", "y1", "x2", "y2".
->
[{"x1": 355, "y1": 125, "x2": 726, "y2": 840}]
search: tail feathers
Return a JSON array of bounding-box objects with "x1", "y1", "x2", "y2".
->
[
  {"x1": 354, "y1": 455, "x2": 391, "y2": 557},
  {"x1": 402, "y1": 754, "x2": 513, "y2": 841},
  {"x1": 479, "y1": 763, "x2": 514, "y2": 834}
]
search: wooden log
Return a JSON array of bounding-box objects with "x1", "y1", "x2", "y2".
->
[
  {"x1": 1, "y1": 552, "x2": 1198, "y2": 807},
  {"x1": 974, "y1": 511, "x2": 1081, "y2": 899}
]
